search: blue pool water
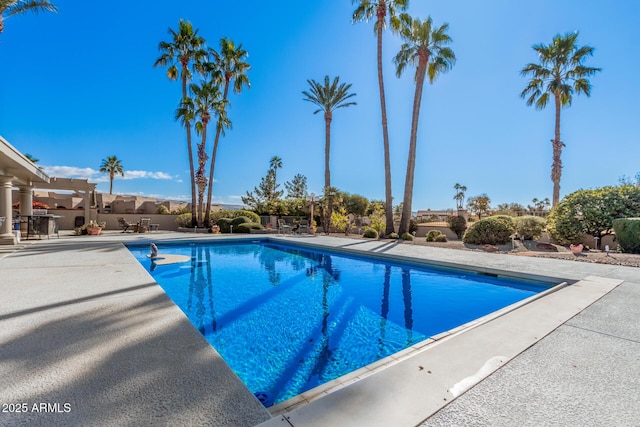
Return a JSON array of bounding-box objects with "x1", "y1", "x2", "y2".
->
[{"x1": 128, "y1": 240, "x2": 550, "y2": 404}]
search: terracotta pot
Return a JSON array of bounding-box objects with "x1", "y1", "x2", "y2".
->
[
  {"x1": 86, "y1": 227, "x2": 102, "y2": 235},
  {"x1": 570, "y1": 243, "x2": 583, "y2": 254}
]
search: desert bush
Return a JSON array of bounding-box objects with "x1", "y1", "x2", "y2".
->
[
  {"x1": 215, "y1": 218, "x2": 233, "y2": 233},
  {"x1": 387, "y1": 232, "x2": 399, "y2": 239},
  {"x1": 409, "y1": 219, "x2": 418, "y2": 234},
  {"x1": 463, "y1": 215, "x2": 515, "y2": 245},
  {"x1": 170, "y1": 207, "x2": 191, "y2": 215},
  {"x1": 156, "y1": 205, "x2": 170, "y2": 214},
  {"x1": 447, "y1": 215, "x2": 467, "y2": 239},
  {"x1": 175, "y1": 213, "x2": 193, "y2": 227},
  {"x1": 434, "y1": 233, "x2": 447, "y2": 242},
  {"x1": 208, "y1": 210, "x2": 260, "y2": 224},
  {"x1": 426, "y1": 230, "x2": 446, "y2": 242},
  {"x1": 363, "y1": 228, "x2": 378, "y2": 239},
  {"x1": 231, "y1": 216, "x2": 251, "y2": 228},
  {"x1": 514, "y1": 215, "x2": 546, "y2": 240},
  {"x1": 401, "y1": 232, "x2": 413, "y2": 241},
  {"x1": 612, "y1": 218, "x2": 640, "y2": 254},
  {"x1": 235, "y1": 222, "x2": 265, "y2": 233},
  {"x1": 547, "y1": 186, "x2": 640, "y2": 245}
]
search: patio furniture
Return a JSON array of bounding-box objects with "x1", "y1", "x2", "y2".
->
[
  {"x1": 117, "y1": 217, "x2": 135, "y2": 233},
  {"x1": 138, "y1": 217, "x2": 151, "y2": 233},
  {"x1": 296, "y1": 219, "x2": 310, "y2": 234},
  {"x1": 277, "y1": 219, "x2": 292, "y2": 235}
]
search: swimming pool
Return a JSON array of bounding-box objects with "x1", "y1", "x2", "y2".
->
[{"x1": 128, "y1": 240, "x2": 551, "y2": 405}]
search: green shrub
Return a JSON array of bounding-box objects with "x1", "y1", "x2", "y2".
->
[
  {"x1": 463, "y1": 216, "x2": 515, "y2": 245},
  {"x1": 612, "y1": 218, "x2": 640, "y2": 254},
  {"x1": 435, "y1": 233, "x2": 447, "y2": 242},
  {"x1": 215, "y1": 218, "x2": 233, "y2": 233},
  {"x1": 363, "y1": 228, "x2": 378, "y2": 239},
  {"x1": 514, "y1": 215, "x2": 546, "y2": 240},
  {"x1": 209, "y1": 210, "x2": 260, "y2": 224},
  {"x1": 235, "y1": 222, "x2": 265, "y2": 233},
  {"x1": 401, "y1": 232, "x2": 413, "y2": 241},
  {"x1": 426, "y1": 230, "x2": 445, "y2": 242},
  {"x1": 409, "y1": 219, "x2": 418, "y2": 234},
  {"x1": 156, "y1": 205, "x2": 170, "y2": 214},
  {"x1": 176, "y1": 213, "x2": 193, "y2": 227},
  {"x1": 231, "y1": 216, "x2": 251, "y2": 228},
  {"x1": 548, "y1": 186, "x2": 640, "y2": 245},
  {"x1": 447, "y1": 215, "x2": 467, "y2": 239},
  {"x1": 387, "y1": 232, "x2": 399, "y2": 239}
]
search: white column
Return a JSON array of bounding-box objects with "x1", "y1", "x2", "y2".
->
[
  {"x1": 0, "y1": 175, "x2": 16, "y2": 244},
  {"x1": 19, "y1": 186, "x2": 33, "y2": 215}
]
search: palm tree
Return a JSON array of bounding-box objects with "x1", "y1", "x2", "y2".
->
[
  {"x1": 204, "y1": 38, "x2": 250, "y2": 227},
  {"x1": 453, "y1": 182, "x2": 467, "y2": 210},
  {"x1": 394, "y1": 15, "x2": 455, "y2": 234},
  {"x1": 269, "y1": 155, "x2": 282, "y2": 187},
  {"x1": 352, "y1": 0, "x2": 408, "y2": 236},
  {"x1": 0, "y1": 0, "x2": 57, "y2": 34},
  {"x1": 192, "y1": 79, "x2": 224, "y2": 226},
  {"x1": 303, "y1": 76, "x2": 357, "y2": 191},
  {"x1": 154, "y1": 20, "x2": 207, "y2": 227},
  {"x1": 521, "y1": 32, "x2": 600, "y2": 207},
  {"x1": 99, "y1": 156, "x2": 124, "y2": 195}
]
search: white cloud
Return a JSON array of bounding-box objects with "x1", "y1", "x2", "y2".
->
[{"x1": 41, "y1": 165, "x2": 174, "y2": 182}]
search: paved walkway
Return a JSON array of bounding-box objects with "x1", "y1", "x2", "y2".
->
[{"x1": 1, "y1": 232, "x2": 638, "y2": 426}]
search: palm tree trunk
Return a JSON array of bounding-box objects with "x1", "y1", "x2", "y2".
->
[
  {"x1": 182, "y1": 73, "x2": 197, "y2": 227},
  {"x1": 398, "y1": 58, "x2": 427, "y2": 235},
  {"x1": 376, "y1": 9, "x2": 394, "y2": 236},
  {"x1": 109, "y1": 173, "x2": 114, "y2": 195},
  {"x1": 196, "y1": 125, "x2": 208, "y2": 226},
  {"x1": 204, "y1": 80, "x2": 231, "y2": 227},
  {"x1": 324, "y1": 111, "x2": 332, "y2": 234},
  {"x1": 551, "y1": 93, "x2": 563, "y2": 207}
]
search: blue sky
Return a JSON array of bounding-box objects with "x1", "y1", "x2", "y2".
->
[{"x1": 1, "y1": 1, "x2": 638, "y2": 210}]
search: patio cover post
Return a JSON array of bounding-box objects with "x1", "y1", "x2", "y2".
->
[{"x1": 0, "y1": 175, "x2": 16, "y2": 244}]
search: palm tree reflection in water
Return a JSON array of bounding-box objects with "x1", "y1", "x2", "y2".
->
[{"x1": 186, "y1": 245, "x2": 217, "y2": 335}]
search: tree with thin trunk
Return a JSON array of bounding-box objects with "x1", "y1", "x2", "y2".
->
[
  {"x1": 394, "y1": 15, "x2": 455, "y2": 235},
  {"x1": 154, "y1": 20, "x2": 207, "y2": 226},
  {"x1": 192, "y1": 79, "x2": 225, "y2": 226},
  {"x1": 352, "y1": 0, "x2": 408, "y2": 236},
  {"x1": 303, "y1": 76, "x2": 357, "y2": 234},
  {"x1": 99, "y1": 155, "x2": 124, "y2": 195},
  {"x1": 0, "y1": 0, "x2": 57, "y2": 34},
  {"x1": 521, "y1": 32, "x2": 600, "y2": 207},
  {"x1": 269, "y1": 155, "x2": 282, "y2": 190},
  {"x1": 204, "y1": 38, "x2": 250, "y2": 227},
  {"x1": 453, "y1": 182, "x2": 467, "y2": 210}
]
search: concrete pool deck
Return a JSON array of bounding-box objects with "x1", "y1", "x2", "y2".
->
[{"x1": 1, "y1": 232, "x2": 638, "y2": 426}]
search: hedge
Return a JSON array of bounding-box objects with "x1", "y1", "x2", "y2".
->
[
  {"x1": 612, "y1": 218, "x2": 640, "y2": 254},
  {"x1": 463, "y1": 215, "x2": 515, "y2": 245}
]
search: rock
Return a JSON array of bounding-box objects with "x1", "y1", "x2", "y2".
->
[{"x1": 483, "y1": 244, "x2": 500, "y2": 252}]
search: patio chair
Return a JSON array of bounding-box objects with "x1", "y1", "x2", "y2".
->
[
  {"x1": 138, "y1": 217, "x2": 151, "y2": 233},
  {"x1": 296, "y1": 219, "x2": 310, "y2": 234},
  {"x1": 278, "y1": 219, "x2": 292, "y2": 235},
  {"x1": 117, "y1": 217, "x2": 135, "y2": 233}
]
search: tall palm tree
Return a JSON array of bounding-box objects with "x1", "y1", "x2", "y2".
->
[
  {"x1": 204, "y1": 38, "x2": 250, "y2": 227},
  {"x1": 394, "y1": 15, "x2": 455, "y2": 235},
  {"x1": 0, "y1": 0, "x2": 57, "y2": 34},
  {"x1": 154, "y1": 20, "x2": 207, "y2": 227},
  {"x1": 453, "y1": 182, "x2": 467, "y2": 210},
  {"x1": 303, "y1": 76, "x2": 357, "y2": 234},
  {"x1": 521, "y1": 32, "x2": 600, "y2": 207},
  {"x1": 352, "y1": 0, "x2": 408, "y2": 236},
  {"x1": 269, "y1": 155, "x2": 283, "y2": 187},
  {"x1": 192, "y1": 79, "x2": 224, "y2": 226},
  {"x1": 99, "y1": 156, "x2": 124, "y2": 195},
  {"x1": 303, "y1": 76, "x2": 357, "y2": 191}
]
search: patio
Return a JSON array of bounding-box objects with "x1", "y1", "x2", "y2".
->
[{"x1": 0, "y1": 232, "x2": 637, "y2": 426}]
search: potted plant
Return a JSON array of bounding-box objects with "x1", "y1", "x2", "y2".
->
[{"x1": 79, "y1": 220, "x2": 106, "y2": 235}]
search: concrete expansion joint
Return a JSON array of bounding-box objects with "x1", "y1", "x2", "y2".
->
[{"x1": 565, "y1": 323, "x2": 640, "y2": 344}]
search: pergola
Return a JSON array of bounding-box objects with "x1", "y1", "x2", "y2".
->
[{"x1": 0, "y1": 135, "x2": 49, "y2": 245}]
